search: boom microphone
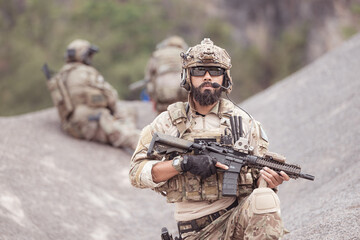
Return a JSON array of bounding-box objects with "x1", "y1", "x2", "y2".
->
[
  {"x1": 211, "y1": 82, "x2": 221, "y2": 88},
  {"x1": 211, "y1": 82, "x2": 230, "y2": 90}
]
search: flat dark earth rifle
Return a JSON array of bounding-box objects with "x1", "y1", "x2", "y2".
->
[{"x1": 147, "y1": 130, "x2": 315, "y2": 196}]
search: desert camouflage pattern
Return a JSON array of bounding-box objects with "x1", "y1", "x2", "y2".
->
[
  {"x1": 47, "y1": 62, "x2": 140, "y2": 149},
  {"x1": 129, "y1": 98, "x2": 268, "y2": 197},
  {"x1": 156, "y1": 99, "x2": 268, "y2": 203},
  {"x1": 181, "y1": 38, "x2": 233, "y2": 93},
  {"x1": 182, "y1": 189, "x2": 285, "y2": 240},
  {"x1": 129, "y1": 98, "x2": 285, "y2": 238},
  {"x1": 145, "y1": 36, "x2": 188, "y2": 114}
]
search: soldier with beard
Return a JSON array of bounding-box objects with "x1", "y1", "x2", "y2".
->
[{"x1": 129, "y1": 38, "x2": 289, "y2": 239}]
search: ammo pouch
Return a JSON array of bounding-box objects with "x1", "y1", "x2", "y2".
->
[
  {"x1": 156, "y1": 165, "x2": 257, "y2": 203},
  {"x1": 160, "y1": 98, "x2": 261, "y2": 203},
  {"x1": 85, "y1": 88, "x2": 108, "y2": 108}
]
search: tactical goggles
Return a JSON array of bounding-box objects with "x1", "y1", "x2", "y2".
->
[{"x1": 190, "y1": 67, "x2": 225, "y2": 76}]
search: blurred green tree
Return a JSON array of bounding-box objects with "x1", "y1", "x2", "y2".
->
[{"x1": 0, "y1": 0, "x2": 358, "y2": 116}]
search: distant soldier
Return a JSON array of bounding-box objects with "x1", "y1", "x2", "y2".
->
[
  {"x1": 145, "y1": 36, "x2": 188, "y2": 114},
  {"x1": 46, "y1": 39, "x2": 139, "y2": 149}
]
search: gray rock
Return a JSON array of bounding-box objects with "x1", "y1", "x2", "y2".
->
[
  {"x1": 0, "y1": 102, "x2": 175, "y2": 240},
  {"x1": 242, "y1": 33, "x2": 360, "y2": 239}
]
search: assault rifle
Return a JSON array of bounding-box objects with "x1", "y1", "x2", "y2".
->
[
  {"x1": 42, "y1": 63, "x2": 53, "y2": 80},
  {"x1": 128, "y1": 78, "x2": 149, "y2": 92},
  {"x1": 147, "y1": 118, "x2": 314, "y2": 196}
]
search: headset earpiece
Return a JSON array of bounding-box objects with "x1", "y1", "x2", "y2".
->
[
  {"x1": 180, "y1": 69, "x2": 190, "y2": 91},
  {"x1": 223, "y1": 73, "x2": 229, "y2": 88}
]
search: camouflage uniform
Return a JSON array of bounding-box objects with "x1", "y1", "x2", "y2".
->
[
  {"x1": 145, "y1": 36, "x2": 188, "y2": 114},
  {"x1": 129, "y1": 39, "x2": 286, "y2": 239},
  {"x1": 47, "y1": 39, "x2": 139, "y2": 149}
]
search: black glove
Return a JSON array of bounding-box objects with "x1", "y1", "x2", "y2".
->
[{"x1": 181, "y1": 155, "x2": 217, "y2": 178}]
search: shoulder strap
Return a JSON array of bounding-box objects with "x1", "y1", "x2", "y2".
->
[
  {"x1": 56, "y1": 63, "x2": 83, "y2": 118},
  {"x1": 167, "y1": 102, "x2": 189, "y2": 137},
  {"x1": 56, "y1": 64, "x2": 80, "y2": 117}
]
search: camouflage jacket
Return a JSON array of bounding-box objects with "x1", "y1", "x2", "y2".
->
[
  {"x1": 47, "y1": 62, "x2": 119, "y2": 122},
  {"x1": 129, "y1": 98, "x2": 269, "y2": 203}
]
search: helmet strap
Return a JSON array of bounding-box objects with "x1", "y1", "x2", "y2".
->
[
  {"x1": 180, "y1": 69, "x2": 191, "y2": 91},
  {"x1": 223, "y1": 73, "x2": 232, "y2": 90}
]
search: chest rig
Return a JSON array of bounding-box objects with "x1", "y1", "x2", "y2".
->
[
  {"x1": 155, "y1": 100, "x2": 258, "y2": 203},
  {"x1": 65, "y1": 65, "x2": 108, "y2": 109}
]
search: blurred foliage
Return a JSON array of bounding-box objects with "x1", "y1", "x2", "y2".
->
[
  {"x1": 350, "y1": 2, "x2": 360, "y2": 15},
  {"x1": 0, "y1": 0, "x2": 359, "y2": 116},
  {"x1": 342, "y1": 26, "x2": 358, "y2": 39}
]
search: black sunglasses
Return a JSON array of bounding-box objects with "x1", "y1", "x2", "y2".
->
[{"x1": 190, "y1": 67, "x2": 225, "y2": 76}]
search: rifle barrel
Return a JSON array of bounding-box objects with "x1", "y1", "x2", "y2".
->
[
  {"x1": 299, "y1": 173, "x2": 315, "y2": 181},
  {"x1": 42, "y1": 63, "x2": 51, "y2": 80}
]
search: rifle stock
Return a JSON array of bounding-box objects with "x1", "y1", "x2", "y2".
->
[
  {"x1": 148, "y1": 132, "x2": 315, "y2": 196},
  {"x1": 147, "y1": 132, "x2": 200, "y2": 156}
]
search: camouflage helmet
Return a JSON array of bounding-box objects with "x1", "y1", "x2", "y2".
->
[
  {"x1": 156, "y1": 35, "x2": 188, "y2": 50},
  {"x1": 180, "y1": 38, "x2": 233, "y2": 93},
  {"x1": 65, "y1": 39, "x2": 99, "y2": 65}
]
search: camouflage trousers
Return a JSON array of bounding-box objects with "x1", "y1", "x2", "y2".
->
[
  {"x1": 63, "y1": 105, "x2": 140, "y2": 150},
  {"x1": 181, "y1": 189, "x2": 285, "y2": 240}
]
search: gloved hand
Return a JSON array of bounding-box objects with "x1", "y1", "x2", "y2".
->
[{"x1": 181, "y1": 155, "x2": 217, "y2": 178}]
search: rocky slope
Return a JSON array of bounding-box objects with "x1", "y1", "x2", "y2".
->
[
  {"x1": 0, "y1": 34, "x2": 359, "y2": 239},
  {"x1": 242, "y1": 33, "x2": 360, "y2": 239},
  {"x1": 0, "y1": 102, "x2": 172, "y2": 240}
]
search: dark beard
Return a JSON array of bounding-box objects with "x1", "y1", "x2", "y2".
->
[{"x1": 192, "y1": 82, "x2": 222, "y2": 106}]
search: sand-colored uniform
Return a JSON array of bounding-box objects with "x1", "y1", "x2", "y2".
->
[
  {"x1": 129, "y1": 98, "x2": 286, "y2": 239},
  {"x1": 145, "y1": 46, "x2": 188, "y2": 114},
  {"x1": 47, "y1": 62, "x2": 139, "y2": 149}
]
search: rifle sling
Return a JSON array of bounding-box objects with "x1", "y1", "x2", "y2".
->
[{"x1": 177, "y1": 199, "x2": 238, "y2": 235}]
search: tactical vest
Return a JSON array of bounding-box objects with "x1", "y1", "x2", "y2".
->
[
  {"x1": 153, "y1": 47, "x2": 183, "y2": 76},
  {"x1": 65, "y1": 64, "x2": 109, "y2": 109},
  {"x1": 155, "y1": 100, "x2": 259, "y2": 203},
  {"x1": 146, "y1": 47, "x2": 187, "y2": 112},
  {"x1": 47, "y1": 63, "x2": 111, "y2": 123}
]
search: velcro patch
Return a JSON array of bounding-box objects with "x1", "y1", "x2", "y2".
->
[{"x1": 251, "y1": 188, "x2": 280, "y2": 214}]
